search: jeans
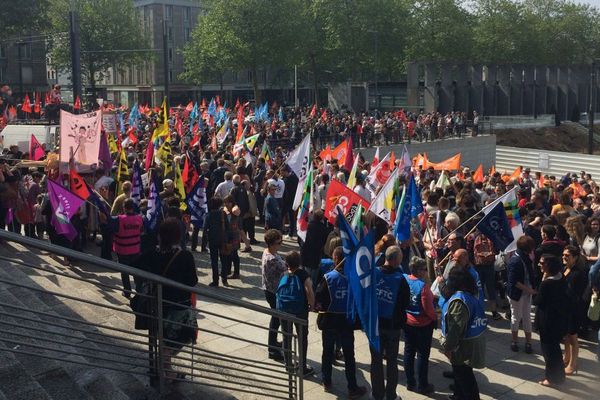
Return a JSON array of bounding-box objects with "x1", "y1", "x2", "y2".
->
[
  {"x1": 264, "y1": 291, "x2": 281, "y2": 355},
  {"x1": 117, "y1": 254, "x2": 139, "y2": 294},
  {"x1": 285, "y1": 208, "x2": 296, "y2": 236},
  {"x1": 403, "y1": 323, "x2": 434, "y2": 389},
  {"x1": 281, "y1": 314, "x2": 309, "y2": 370},
  {"x1": 209, "y1": 244, "x2": 228, "y2": 284},
  {"x1": 321, "y1": 328, "x2": 358, "y2": 390},
  {"x1": 243, "y1": 216, "x2": 255, "y2": 241},
  {"x1": 475, "y1": 264, "x2": 497, "y2": 302},
  {"x1": 452, "y1": 364, "x2": 480, "y2": 400},
  {"x1": 370, "y1": 329, "x2": 401, "y2": 400}
]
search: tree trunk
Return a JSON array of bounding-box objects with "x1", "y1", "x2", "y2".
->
[
  {"x1": 310, "y1": 53, "x2": 319, "y2": 106},
  {"x1": 252, "y1": 66, "x2": 261, "y2": 105}
]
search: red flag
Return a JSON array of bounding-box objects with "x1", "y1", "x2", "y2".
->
[
  {"x1": 182, "y1": 157, "x2": 199, "y2": 193},
  {"x1": 29, "y1": 135, "x2": 45, "y2": 161},
  {"x1": 185, "y1": 101, "x2": 193, "y2": 112},
  {"x1": 74, "y1": 96, "x2": 81, "y2": 110},
  {"x1": 192, "y1": 122, "x2": 199, "y2": 135},
  {"x1": 201, "y1": 98, "x2": 206, "y2": 109},
  {"x1": 215, "y1": 95, "x2": 221, "y2": 106},
  {"x1": 236, "y1": 105, "x2": 245, "y2": 142},
  {"x1": 473, "y1": 164, "x2": 484, "y2": 183},
  {"x1": 310, "y1": 105, "x2": 317, "y2": 118},
  {"x1": 324, "y1": 179, "x2": 371, "y2": 225},
  {"x1": 211, "y1": 134, "x2": 217, "y2": 152},
  {"x1": 22, "y1": 94, "x2": 32, "y2": 113},
  {"x1": 321, "y1": 109, "x2": 327, "y2": 121},
  {"x1": 234, "y1": 97, "x2": 240, "y2": 110},
  {"x1": 176, "y1": 116, "x2": 183, "y2": 136},
  {"x1": 189, "y1": 133, "x2": 200, "y2": 147},
  {"x1": 44, "y1": 92, "x2": 51, "y2": 106},
  {"x1": 69, "y1": 168, "x2": 91, "y2": 200},
  {"x1": 343, "y1": 136, "x2": 354, "y2": 172},
  {"x1": 34, "y1": 92, "x2": 41, "y2": 113},
  {"x1": 7, "y1": 106, "x2": 17, "y2": 120},
  {"x1": 127, "y1": 127, "x2": 138, "y2": 145},
  {"x1": 389, "y1": 151, "x2": 396, "y2": 171},
  {"x1": 144, "y1": 138, "x2": 154, "y2": 170}
]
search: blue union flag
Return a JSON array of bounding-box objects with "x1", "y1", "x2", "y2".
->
[{"x1": 477, "y1": 202, "x2": 514, "y2": 252}]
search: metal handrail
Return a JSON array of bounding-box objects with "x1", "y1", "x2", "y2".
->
[
  {"x1": 0, "y1": 229, "x2": 305, "y2": 399},
  {"x1": 0, "y1": 230, "x2": 307, "y2": 326}
]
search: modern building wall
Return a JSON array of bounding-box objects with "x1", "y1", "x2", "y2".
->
[{"x1": 0, "y1": 34, "x2": 50, "y2": 96}]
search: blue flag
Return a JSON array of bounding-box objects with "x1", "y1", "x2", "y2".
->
[
  {"x1": 477, "y1": 202, "x2": 514, "y2": 251},
  {"x1": 393, "y1": 174, "x2": 423, "y2": 242},
  {"x1": 128, "y1": 103, "x2": 139, "y2": 128},
  {"x1": 207, "y1": 98, "x2": 217, "y2": 117},
  {"x1": 344, "y1": 230, "x2": 380, "y2": 352},
  {"x1": 145, "y1": 175, "x2": 162, "y2": 231},
  {"x1": 189, "y1": 102, "x2": 198, "y2": 130},
  {"x1": 278, "y1": 106, "x2": 284, "y2": 121},
  {"x1": 86, "y1": 182, "x2": 110, "y2": 218},
  {"x1": 336, "y1": 206, "x2": 359, "y2": 256},
  {"x1": 186, "y1": 178, "x2": 208, "y2": 229},
  {"x1": 118, "y1": 111, "x2": 125, "y2": 133}
]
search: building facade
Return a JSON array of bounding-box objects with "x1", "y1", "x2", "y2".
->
[{"x1": 0, "y1": 34, "x2": 51, "y2": 98}]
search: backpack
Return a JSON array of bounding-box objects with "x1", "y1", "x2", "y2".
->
[
  {"x1": 474, "y1": 234, "x2": 496, "y2": 266},
  {"x1": 276, "y1": 272, "x2": 306, "y2": 316}
]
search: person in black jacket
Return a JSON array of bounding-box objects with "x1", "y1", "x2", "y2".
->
[
  {"x1": 370, "y1": 245, "x2": 411, "y2": 400},
  {"x1": 202, "y1": 197, "x2": 228, "y2": 287},
  {"x1": 315, "y1": 246, "x2": 367, "y2": 398},
  {"x1": 301, "y1": 210, "x2": 332, "y2": 285},
  {"x1": 506, "y1": 235, "x2": 537, "y2": 353},
  {"x1": 534, "y1": 254, "x2": 569, "y2": 387},
  {"x1": 281, "y1": 166, "x2": 299, "y2": 238}
]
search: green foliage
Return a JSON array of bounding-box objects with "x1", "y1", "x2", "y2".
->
[
  {"x1": 0, "y1": 0, "x2": 48, "y2": 36},
  {"x1": 182, "y1": 0, "x2": 600, "y2": 91},
  {"x1": 46, "y1": 0, "x2": 149, "y2": 87}
]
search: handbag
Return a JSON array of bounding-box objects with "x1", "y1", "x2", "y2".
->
[
  {"x1": 130, "y1": 249, "x2": 181, "y2": 330},
  {"x1": 588, "y1": 293, "x2": 600, "y2": 322},
  {"x1": 220, "y1": 211, "x2": 233, "y2": 255}
]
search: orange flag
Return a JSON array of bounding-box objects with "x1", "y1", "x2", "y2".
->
[
  {"x1": 510, "y1": 166, "x2": 522, "y2": 181},
  {"x1": 490, "y1": 165, "x2": 496, "y2": 176},
  {"x1": 319, "y1": 145, "x2": 332, "y2": 161},
  {"x1": 331, "y1": 140, "x2": 348, "y2": 165},
  {"x1": 389, "y1": 151, "x2": 396, "y2": 171},
  {"x1": 473, "y1": 164, "x2": 484, "y2": 183},
  {"x1": 69, "y1": 169, "x2": 90, "y2": 200},
  {"x1": 425, "y1": 153, "x2": 461, "y2": 170},
  {"x1": 22, "y1": 94, "x2": 32, "y2": 113},
  {"x1": 538, "y1": 174, "x2": 545, "y2": 189}
]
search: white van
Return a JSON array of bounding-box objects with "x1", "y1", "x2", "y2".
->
[{"x1": 0, "y1": 124, "x2": 59, "y2": 153}]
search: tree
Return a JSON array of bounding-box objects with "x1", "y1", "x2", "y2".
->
[
  {"x1": 46, "y1": 0, "x2": 149, "y2": 97},
  {"x1": 0, "y1": 0, "x2": 48, "y2": 36},
  {"x1": 182, "y1": 0, "x2": 300, "y2": 103}
]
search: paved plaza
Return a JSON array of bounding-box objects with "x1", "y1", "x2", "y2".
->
[{"x1": 2, "y1": 227, "x2": 600, "y2": 400}]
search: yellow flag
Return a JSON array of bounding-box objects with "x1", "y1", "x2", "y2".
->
[
  {"x1": 244, "y1": 133, "x2": 260, "y2": 151},
  {"x1": 151, "y1": 97, "x2": 170, "y2": 141},
  {"x1": 116, "y1": 149, "x2": 130, "y2": 196},
  {"x1": 175, "y1": 163, "x2": 187, "y2": 211},
  {"x1": 108, "y1": 133, "x2": 118, "y2": 154},
  {"x1": 156, "y1": 139, "x2": 173, "y2": 175}
]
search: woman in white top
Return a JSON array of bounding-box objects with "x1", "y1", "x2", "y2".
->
[{"x1": 582, "y1": 217, "x2": 600, "y2": 265}]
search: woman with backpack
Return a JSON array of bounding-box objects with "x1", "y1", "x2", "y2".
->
[{"x1": 276, "y1": 251, "x2": 315, "y2": 376}]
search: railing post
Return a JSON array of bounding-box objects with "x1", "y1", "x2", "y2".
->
[
  {"x1": 297, "y1": 323, "x2": 304, "y2": 400},
  {"x1": 156, "y1": 283, "x2": 165, "y2": 395}
]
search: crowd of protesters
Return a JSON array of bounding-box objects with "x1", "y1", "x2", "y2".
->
[{"x1": 0, "y1": 92, "x2": 598, "y2": 400}]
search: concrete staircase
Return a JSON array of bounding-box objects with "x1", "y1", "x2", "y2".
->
[{"x1": 0, "y1": 241, "x2": 240, "y2": 400}]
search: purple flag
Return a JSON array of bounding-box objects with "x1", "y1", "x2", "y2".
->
[
  {"x1": 48, "y1": 180, "x2": 85, "y2": 241},
  {"x1": 98, "y1": 132, "x2": 113, "y2": 171}
]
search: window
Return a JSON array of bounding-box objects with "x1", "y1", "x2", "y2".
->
[
  {"x1": 169, "y1": 69, "x2": 173, "y2": 82},
  {"x1": 184, "y1": 7, "x2": 191, "y2": 22},
  {"x1": 0, "y1": 44, "x2": 5, "y2": 58},
  {"x1": 22, "y1": 66, "x2": 33, "y2": 84},
  {"x1": 184, "y1": 27, "x2": 191, "y2": 41},
  {"x1": 19, "y1": 43, "x2": 32, "y2": 59},
  {"x1": 165, "y1": 5, "x2": 172, "y2": 19},
  {"x1": 0, "y1": 66, "x2": 5, "y2": 82},
  {"x1": 168, "y1": 27, "x2": 173, "y2": 42},
  {"x1": 168, "y1": 48, "x2": 173, "y2": 63}
]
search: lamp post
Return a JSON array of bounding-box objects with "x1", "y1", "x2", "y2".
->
[{"x1": 590, "y1": 61, "x2": 596, "y2": 155}]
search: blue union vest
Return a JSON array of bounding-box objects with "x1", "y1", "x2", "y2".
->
[
  {"x1": 324, "y1": 270, "x2": 348, "y2": 313},
  {"x1": 404, "y1": 274, "x2": 425, "y2": 316},
  {"x1": 441, "y1": 291, "x2": 487, "y2": 339},
  {"x1": 376, "y1": 268, "x2": 404, "y2": 319}
]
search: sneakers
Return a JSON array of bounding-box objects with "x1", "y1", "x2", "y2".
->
[
  {"x1": 348, "y1": 386, "x2": 367, "y2": 399},
  {"x1": 511, "y1": 342, "x2": 519, "y2": 352},
  {"x1": 525, "y1": 342, "x2": 533, "y2": 354},
  {"x1": 241, "y1": 246, "x2": 252, "y2": 253},
  {"x1": 208, "y1": 282, "x2": 218, "y2": 287},
  {"x1": 302, "y1": 366, "x2": 314, "y2": 377},
  {"x1": 227, "y1": 273, "x2": 240, "y2": 279}
]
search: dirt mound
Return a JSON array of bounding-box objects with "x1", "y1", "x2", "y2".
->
[{"x1": 494, "y1": 122, "x2": 600, "y2": 154}]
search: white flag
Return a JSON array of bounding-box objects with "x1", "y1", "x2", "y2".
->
[
  {"x1": 483, "y1": 188, "x2": 524, "y2": 252},
  {"x1": 368, "y1": 168, "x2": 399, "y2": 224},
  {"x1": 286, "y1": 134, "x2": 311, "y2": 182}
]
